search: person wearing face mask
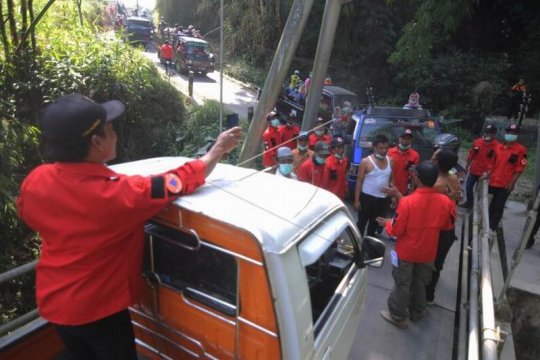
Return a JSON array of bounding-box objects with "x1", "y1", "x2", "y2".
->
[
  {"x1": 461, "y1": 124, "x2": 499, "y2": 208},
  {"x1": 354, "y1": 134, "x2": 394, "y2": 237},
  {"x1": 262, "y1": 111, "x2": 282, "y2": 168},
  {"x1": 274, "y1": 147, "x2": 297, "y2": 179},
  {"x1": 292, "y1": 131, "x2": 314, "y2": 175},
  {"x1": 308, "y1": 117, "x2": 331, "y2": 150},
  {"x1": 403, "y1": 91, "x2": 422, "y2": 110},
  {"x1": 388, "y1": 129, "x2": 420, "y2": 196},
  {"x1": 278, "y1": 112, "x2": 301, "y2": 150},
  {"x1": 325, "y1": 137, "x2": 349, "y2": 200},
  {"x1": 297, "y1": 141, "x2": 331, "y2": 189},
  {"x1": 488, "y1": 123, "x2": 527, "y2": 231}
]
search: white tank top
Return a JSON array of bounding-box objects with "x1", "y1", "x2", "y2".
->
[{"x1": 362, "y1": 155, "x2": 391, "y2": 198}]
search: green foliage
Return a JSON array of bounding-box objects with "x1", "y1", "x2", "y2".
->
[{"x1": 224, "y1": 56, "x2": 269, "y2": 88}]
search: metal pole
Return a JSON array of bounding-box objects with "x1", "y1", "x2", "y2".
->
[
  {"x1": 468, "y1": 184, "x2": 480, "y2": 360},
  {"x1": 0, "y1": 309, "x2": 39, "y2": 338},
  {"x1": 301, "y1": 0, "x2": 349, "y2": 132},
  {"x1": 480, "y1": 179, "x2": 499, "y2": 360},
  {"x1": 238, "y1": 0, "x2": 315, "y2": 167},
  {"x1": 188, "y1": 71, "x2": 194, "y2": 97},
  {"x1": 219, "y1": 0, "x2": 224, "y2": 133},
  {"x1": 0, "y1": 260, "x2": 37, "y2": 286},
  {"x1": 457, "y1": 215, "x2": 470, "y2": 360}
]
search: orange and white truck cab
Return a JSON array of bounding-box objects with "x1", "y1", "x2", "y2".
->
[{"x1": 0, "y1": 157, "x2": 385, "y2": 360}]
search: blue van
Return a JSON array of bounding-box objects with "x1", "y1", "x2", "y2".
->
[{"x1": 347, "y1": 106, "x2": 442, "y2": 193}]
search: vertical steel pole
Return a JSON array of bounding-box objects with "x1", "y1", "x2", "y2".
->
[
  {"x1": 238, "y1": 0, "x2": 315, "y2": 167},
  {"x1": 468, "y1": 184, "x2": 480, "y2": 360},
  {"x1": 219, "y1": 0, "x2": 224, "y2": 133},
  {"x1": 301, "y1": 0, "x2": 349, "y2": 131}
]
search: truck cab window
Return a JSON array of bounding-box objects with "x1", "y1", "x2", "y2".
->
[
  {"x1": 298, "y1": 214, "x2": 359, "y2": 335},
  {"x1": 143, "y1": 223, "x2": 237, "y2": 315}
]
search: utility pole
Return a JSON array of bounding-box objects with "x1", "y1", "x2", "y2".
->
[
  {"x1": 301, "y1": 0, "x2": 350, "y2": 131},
  {"x1": 238, "y1": 0, "x2": 315, "y2": 168}
]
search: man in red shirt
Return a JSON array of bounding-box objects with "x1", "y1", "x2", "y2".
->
[
  {"x1": 488, "y1": 123, "x2": 527, "y2": 230},
  {"x1": 325, "y1": 137, "x2": 348, "y2": 200},
  {"x1": 387, "y1": 129, "x2": 420, "y2": 196},
  {"x1": 462, "y1": 123, "x2": 499, "y2": 208},
  {"x1": 262, "y1": 111, "x2": 281, "y2": 168},
  {"x1": 278, "y1": 112, "x2": 301, "y2": 150},
  {"x1": 17, "y1": 94, "x2": 241, "y2": 359},
  {"x1": 160, "y1": 41, "x2": 174, "y2": 74},
  {"x1": 376, "y1": 161, "x2": 455, "y2": 328},
  {"x1": 297, "y1": 141, "x2": 331, "y2": 189},
  {"x1": 308, "y1": 117, "x2": 331, "y2": 150}
]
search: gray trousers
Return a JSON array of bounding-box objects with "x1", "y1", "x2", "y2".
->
[{"x1": 388, "y1": 260, "x2": 434, "y2": 321}]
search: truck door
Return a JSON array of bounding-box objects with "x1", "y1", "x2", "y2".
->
[
  {"x1": 132, "y1": 223, "x2": 238, "y2": 359},
  {"x1": 298, "y1": 212, "x2": 367, "y2": 359}
]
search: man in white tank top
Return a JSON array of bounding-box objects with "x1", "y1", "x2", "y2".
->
[{"x1": 354, "y1": 134, "x2": 393, "y2": 237}]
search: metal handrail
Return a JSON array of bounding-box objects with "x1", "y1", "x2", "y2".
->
[
  {"x1": 468, "y1": 183, "x2": 481, "y2": 360},
  {"x1": 0, "y1": 260, "x2": 39, "y2": 338}
]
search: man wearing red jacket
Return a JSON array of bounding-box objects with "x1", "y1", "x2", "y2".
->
[
  {"x1": 17, "y1": 94, "x2": 241, "y2": 359},
  {"x1": 308, "y1": 117, "x2": 331, "y2": 150},
  {"x1": 278, "y1": 112, "x2": 301, "y2": 150},
  {"x1": 262, "y1": 111, "x2": 281, "y2": 168},
  {"x1": 387, "y1": 129, "x2": 419, "y2": 196},
  {"x1": 325, "y1": 137, "x2": 348, "y2": 200},
  {"x1": 160, "y1": 41, "x2": 174, "y2": 74},
  {"x1": 377, "y1": 161, "x2": 456, "y2": 328},
  {"x1": 297, "y1": 141, "x2": 331, "y2": 189},
  {"x1": 488, "y1": 123, "x2": 527, "y2": 230},
  {"x1": 462, "y1": 123, "x2": 499, "y2": 208}
]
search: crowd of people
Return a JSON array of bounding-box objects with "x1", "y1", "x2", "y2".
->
[
  {"x1": 263, "y1": 109, "x2": 528, "y2": 329},
  {"x1": 159, "y1": 18, "x2": 203, "y2": 40},
  {"x1": 284, "y1": 70, "x2": 334, "y2": 105}
]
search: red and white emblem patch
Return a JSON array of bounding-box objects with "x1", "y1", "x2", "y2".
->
[{"x1": 165, "y1": 174, "x2": 183, "y2": 194}]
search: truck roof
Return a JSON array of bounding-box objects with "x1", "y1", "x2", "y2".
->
[
  {"x1": 323, "y1": 86, "x2": 357, "y2": 97},
  {"x1": 179, "y1": 37, "x2": 209, "y2": 44},
  {"x1": 110, "y1": 157, "x2": 346, "y2": 254}
]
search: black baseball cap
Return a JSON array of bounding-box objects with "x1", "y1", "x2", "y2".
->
[
  {"x1": 505, "y1": 123, "x2": 520, "y2": 133},
  {"x1": 413, "y1": 161, "x2": 439, "y2": 187},
  {"x1": 40, "y1": 94, "x2": 125, "y2": 143},
  {"x1": 314, "y1": 141, "x2": 331, "y2": 156},
  {"x1": 484, "y1": 123, "x2": 497, "y2": 133},
  {"x1": 400, "y1": 128, "x2": 414, "y2": 138},
  {"x1": 331, "y1": 137, "x2": 345, "y2": 147}
]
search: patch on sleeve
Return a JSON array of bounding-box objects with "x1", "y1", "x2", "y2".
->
[
  {"x1": 521, "y1": 154, "x2": 528, "y2": 166},
  {"x1": 150, "y1": 176, "x2": 165, "y2": 199},
  {"x1": 165, "y1": 173, "x2": 183, "y2": 194}
]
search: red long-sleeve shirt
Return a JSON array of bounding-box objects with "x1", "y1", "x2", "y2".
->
[
  {"x1": 467, "y1": 138, "x2": 499, "y2": 176},
  {"x1": 387, "y1": 147, "x2": 420, "y2": 195},
  {"x1": 297, "y1": 158, "x2": 330, "y2": 189},
  {"x1": 278, "y1": 124, "x2": 300, "y2": 150},
  {"x1": 489, "y1": 142, "x2": 527, "y2": 188},
  {"x1": 325, "y1": 155, "x2": 348, "y2": 200},
  {"x1": 17, "y1": 160, "x2": 206, "y2": 325},
  {"x1": 308, "y1": 133, "x2": 331, "y2": 150},
  {"x1": 385, "y1": 187, "x2": 455, "y2": 263},
  {"x1": 262, "y1": 126, "x2": 280, "y2": 167}
]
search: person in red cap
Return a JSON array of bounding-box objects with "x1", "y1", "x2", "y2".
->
[
  {"x1": 297, "y1": 141, "x2": 331, "y2": 189},
  {"x1": 387, "y1": 129, "x2": 420, "y2": 196},
  {"x1": 308, "y1": 117, "x2": 331, "y2": 150},
  {"x1": 16, "y1": 93, "x2": 242, "y2": 359},
  {"x1": 488, "y1": 123, "x2": 527, "y2": 231},
  {"x1": 262, "y1": 111, "x2": 282, "y2": 168},
  {"x1": 462, "y1": 123, "x2": 499, "y2": 208},
  {"x1": 277, "y1": 112, "x2": 301, "y2": 150},
  {"x1": 325, "y1": 137, "x2": 349, "y2": 200}
]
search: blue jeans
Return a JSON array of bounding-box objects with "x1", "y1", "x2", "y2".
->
[{"x1": 465, "y1": 173, "x2": 480, "y2": 206}]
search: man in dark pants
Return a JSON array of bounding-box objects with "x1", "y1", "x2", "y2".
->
[
  {"x1": 488, "y1": 123, "x2": 527, "y2": 231},
  {"x1": 376, "y1": 161, "x2": 456, "y2": 328},
  {"x1": 17, "y1": 94, "x2": 242, "y2": 359}
]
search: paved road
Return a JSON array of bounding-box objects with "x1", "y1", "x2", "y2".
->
[{"x1": 143, "y1": 48, "x2": 259, "y2": 119}]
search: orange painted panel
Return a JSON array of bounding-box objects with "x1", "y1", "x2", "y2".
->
[
  {"x1": 154, "y1": 207, "x2": 264, "y2": 262},
  {"x1": 0, "y1": 324, "x2": 64, "y2": 360},
  {"x1": 238, "y1": 320, "x2": 281, "y2": 360},
  {"x1": 239, "y1": 261, "x2": 278, "y2": 333}
]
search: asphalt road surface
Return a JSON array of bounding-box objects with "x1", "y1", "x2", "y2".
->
[{"x1": 143, "y1": 48, "x2": 259, "y2": 119}]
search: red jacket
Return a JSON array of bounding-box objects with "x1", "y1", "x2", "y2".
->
[
  {"x1": 467, "y1": 138, "x2": 499, "y2": 176},
  {"x1": 262, "y1": 126, "x2": 280, "y2": 167},
  {"x1": 385, "y1": 187, "x2": 455, "y2": 263},
  {"x1": 160, "y1": 43, "x2": 174, "y2": 60},
  {"x1": 308, "y1": 133, "x2": 331, "y2": 150},
  {"x1": 278, "y1": 124, "x2": 300, "y2": 150},
  {"x1": 489, "y1": 142, "x2": 527, "y2": 188},
  {"x1": 325, "y1": 155, "x2": 348, "y2": 199},
  {"x1": 297, "y1": 157, "x2": 330, "y2": 189},
  {"x1": 387, "y1": 147, "x2": 419, "y2": 195},
  {"x1": 17, "y1": 160, "x2": 206, "y2": 325}
]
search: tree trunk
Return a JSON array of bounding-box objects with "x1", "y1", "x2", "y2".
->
[
  {"x1": 6, "y1": 0, "x2": 19, "y2": 47},
  {"x1": 0, "y1": 0, "x2": 11, "y2": 59}
]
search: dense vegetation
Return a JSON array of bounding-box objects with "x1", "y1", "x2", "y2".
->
[{"x1": 159, "y1": 0, "x2": 540, "y2": 124}]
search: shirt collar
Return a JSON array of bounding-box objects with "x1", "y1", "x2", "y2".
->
[{"x1": 53, "y1": 162, "x2": 118, "y2": 177}]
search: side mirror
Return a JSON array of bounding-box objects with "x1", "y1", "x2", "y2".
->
[{"x1": 356, "y1": 236, "x2": 386, "y2": 268}]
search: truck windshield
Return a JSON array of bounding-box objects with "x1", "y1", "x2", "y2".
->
[
  {"x1": 127, "y1": 20, "x2": 152, "y2": 30},
  {"x1": 357, "y1": 117, "x2": 439, "y2": 148},
  {"x1": 186, "y1": 43, "x2": 211, "y2": 56}
]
